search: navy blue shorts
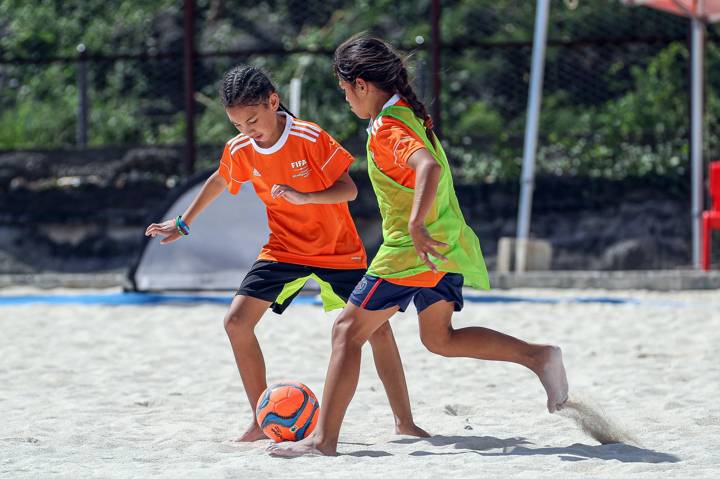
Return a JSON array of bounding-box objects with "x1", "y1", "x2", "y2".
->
[{"x1": 348, "y1": 273, "x2": 464, "y2": 313}]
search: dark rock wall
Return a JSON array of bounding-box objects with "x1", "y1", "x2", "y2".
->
[{"x1": 1, "y1": 148, "x2": 711, "y2": 273}]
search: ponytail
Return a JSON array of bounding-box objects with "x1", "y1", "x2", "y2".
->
[
  {"x1": 278, "y1": 102, "x2": 295, "y2": 118},
  {"x1": 394, "y1": 67, "x2": 434, "y2": 142}
]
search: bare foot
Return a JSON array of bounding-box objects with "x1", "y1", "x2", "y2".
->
[
  {"x1": 534, "y1": 346, "x2": 569, "y2": 413},
  {"x1": 395, "y1": 422, "x2": 431, "y2": 437},
  {"x1": 267, "y1": 434, "x2": 336, "y2": 457},
  {"x1": 232, "y1": 422, "x2": 268, "y2": 442}
]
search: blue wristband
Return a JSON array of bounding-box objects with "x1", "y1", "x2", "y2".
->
[{"x1": 176, "y1": 215, "x2": 190, "y2": 236}]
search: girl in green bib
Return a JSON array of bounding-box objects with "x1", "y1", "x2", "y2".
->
[{"x1": 271, "y1": 35, "x2": 569, "y2": 457}]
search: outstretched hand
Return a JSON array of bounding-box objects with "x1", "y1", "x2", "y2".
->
[
  {"x1": 271, "y1": 184, "x2": 310, "y2": 205},
  {"x1": 408, "y1": 223, "x2": 448, "y2": 272},
  {"x1": 145, "y1": 219, "x2": 183, "y2": 245}
]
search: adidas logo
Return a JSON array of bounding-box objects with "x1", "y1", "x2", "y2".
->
[{"x1": 253, "y1": 168, "x2": 261, "y2": 177}]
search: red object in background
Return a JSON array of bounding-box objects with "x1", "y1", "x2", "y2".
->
[
  {"x1": 702, "y1": 161, "x2": 720, "y2": 270},
  {"x1": 623, "y1": 1, "x2": 720, "y2": 21}
]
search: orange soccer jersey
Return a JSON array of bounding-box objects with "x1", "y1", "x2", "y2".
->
[
  {"x1": 368, "y1": 95, "x2": 446, "y2": 287},
  {"x1": 217, "y1": 113, "x2": 367, "y2": 270}
]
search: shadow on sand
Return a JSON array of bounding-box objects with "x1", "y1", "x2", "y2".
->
[{"x1": 390, "y1": 435, "x2": 680, "y2": 464}]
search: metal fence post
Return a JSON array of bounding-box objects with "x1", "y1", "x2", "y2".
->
[
  {"x1": 690, "y1": 13, "x2": 706, "y2": 269},
  {"x1": 76, "y1": 43, "x2": 89, "y2": 148},
  {"x1": 516, "y1": 0, "x2": 550, "y2": 273},
  {"x1": 431, "y1": 0, "x2": 441, "y2": 137},
  {"x1": 289, "y1": 78, "x2": 302, "y2": 117},
  {"x1": 183, "y1": 0, "x2": 196, "y2": 175}
]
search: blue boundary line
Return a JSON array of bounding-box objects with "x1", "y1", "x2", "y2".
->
[{"x1": 0, "y1": 292, "x2": 647, "y2": 306}]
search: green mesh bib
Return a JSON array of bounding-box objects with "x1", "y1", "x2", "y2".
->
[{"x1": 366, "y1": 105, "x2": 490, "y2": 290}]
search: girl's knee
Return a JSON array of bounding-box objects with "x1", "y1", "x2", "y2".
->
[
  {"x1": 368, "y1": 321, "x2": 392, "y2": 344},
  {"x1": 224, "y1": 311, "x2": 253, "y2": 335},
  {"x1": 331, "y1": 313, "x2": 353, "y2": 345},
  {"x1": 331, "y1": 312, "x2": 367, "y2": 349},
  {"x1": 420, "y1": 327, "x2": 452, "y2": 356}
]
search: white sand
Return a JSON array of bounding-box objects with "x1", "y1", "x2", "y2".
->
[{"x1": 1, "y1": 288, "x2": 719, "y2": 478}]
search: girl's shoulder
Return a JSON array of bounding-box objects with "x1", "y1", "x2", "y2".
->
[
  {"x1": 287, "y1": 117, "x2": 333, "y2": 147},
  {"x1": 291, "y1": 117, "x2": 325, "y2": 136},
  {"x1": 224, "y1": 132, "x2": 253, "y2": 157},
  {"x1": 371, "y1": 115, "x2": 417, "y2": 142}
]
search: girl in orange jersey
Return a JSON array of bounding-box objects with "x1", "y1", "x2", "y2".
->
[
  {"x1": 271, "y1": 36, "x2": 569, "y2": 457},
  {"x1": 145, "y1": 65, "x2": 427, "y2": 442}
]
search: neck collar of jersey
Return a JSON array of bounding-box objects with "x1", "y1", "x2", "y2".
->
[
  {"x1": 367, "y1": 93, "x2": 402, "y2": 134},
  {"x1": 252, "y1": 111, "x2": 293, "y2": 155}
]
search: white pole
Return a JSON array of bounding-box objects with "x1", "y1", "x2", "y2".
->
[
  {"x1": 289, "y1": 78, "x2": 302, "y2": 117},
  {"x1": 690, "y1": 9, "x2": 705, "y2": 269},
  {"x1": 516, "y1": 0, "x2": 550, "y2": 273}
]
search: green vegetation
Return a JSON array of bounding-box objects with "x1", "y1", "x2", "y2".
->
[{"x1": 1, "y1": 0, "x2": 718, "y2": 181}]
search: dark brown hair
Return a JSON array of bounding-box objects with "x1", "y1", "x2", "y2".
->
[
  {"x1": 333, "y1": 35, "x2": 433, "y2": 140},
  {"x1": 220, "y1": 65, "x2": 294, "y2": 117}
]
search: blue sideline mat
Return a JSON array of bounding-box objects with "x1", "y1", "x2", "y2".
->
[{"x1": 0, "y1": 292, "x2": 648, "y2": 307}]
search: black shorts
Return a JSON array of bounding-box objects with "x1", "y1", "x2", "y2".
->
[{"x1": 237, "y1": 260, "x2": 365, "y2": 314}]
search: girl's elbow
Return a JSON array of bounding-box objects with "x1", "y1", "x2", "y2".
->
[
  {"x1": 211, "y1": 171, "x2": 228, "y2": 187},
  {"x1": 347, "y1": 184, "x2": 358, "y2": 201},
  {"x1": 423, "y1": 160, "x2": 442, "y2": 176},
  {"x1": 341, "y1": 176, "x2": 358, "y2": 201}
]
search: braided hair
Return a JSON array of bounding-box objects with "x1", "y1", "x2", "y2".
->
[
  {"x1": 333, "y1": 35, "x2": 434, "y2": 141},
  {"x1": 220, "y1": 65, "x2": 294, "y2": 117}
]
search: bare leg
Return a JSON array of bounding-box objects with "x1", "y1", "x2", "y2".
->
[
  {"x1": 417, "y1": 301, "x2": 568, "y2": 413},
  {"x1": 269, "y1": 303, "x2": 398, "y2": 456},
  {"x1": 368, "y1": 322, "x2": 429, "y2": 437},
  {"x1": 224, "y1": 294, "x2": 272, "y2": 441}
]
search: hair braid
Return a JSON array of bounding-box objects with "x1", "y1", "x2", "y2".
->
[{"x1": 394, "y1": 68, "x2": 434, "y2": 141}]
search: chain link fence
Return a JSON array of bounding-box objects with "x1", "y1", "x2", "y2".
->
[
  {"x1": 2, "y1": 0, "x2": 718, "y2": 180},
  {"x1": 2, "y1": 0, "x2": 720, "y2": 272},
  {"x1": 441, "y1": 1, "x2": 719, "y2": 182}
]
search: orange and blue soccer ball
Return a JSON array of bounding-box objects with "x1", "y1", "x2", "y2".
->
[{"x1": 255, "y1": 381, "x2": 320, "y2": 442}]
